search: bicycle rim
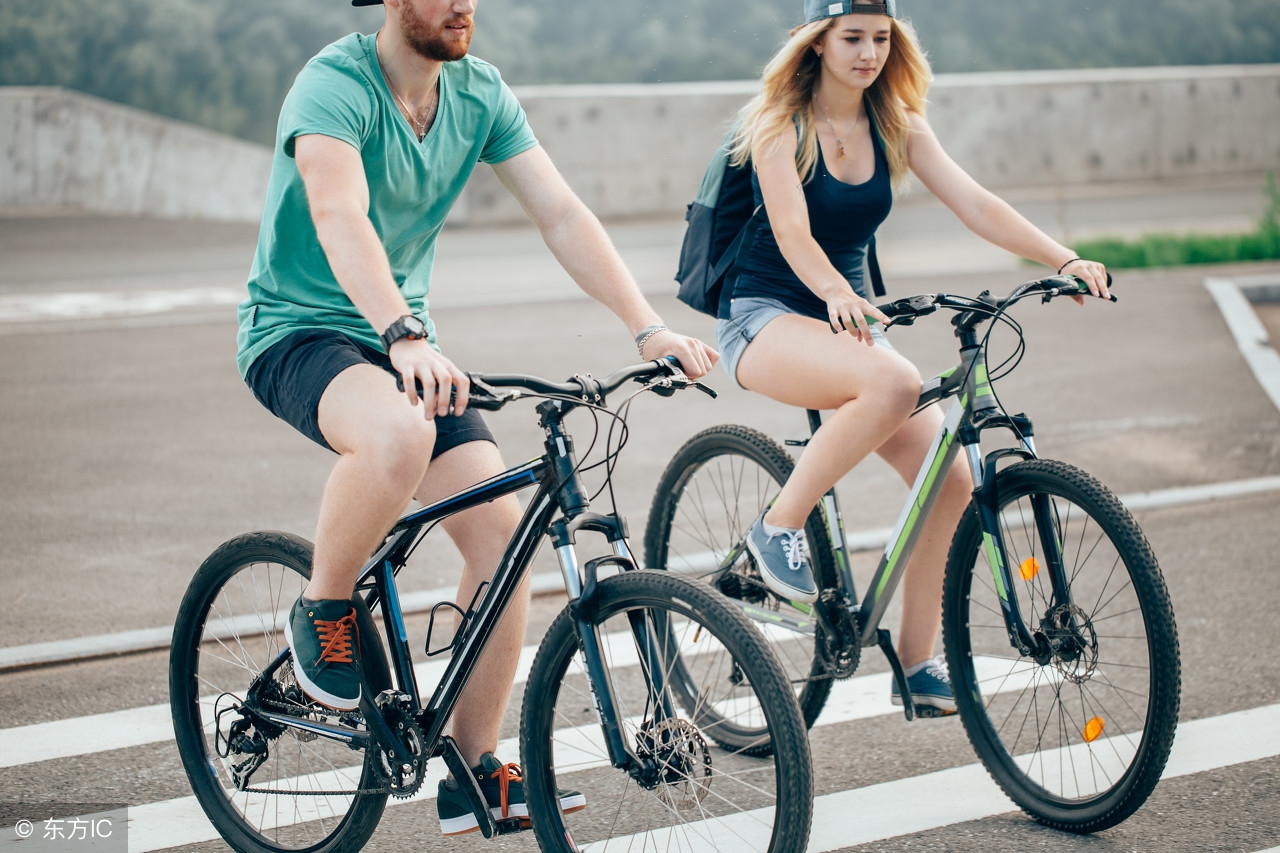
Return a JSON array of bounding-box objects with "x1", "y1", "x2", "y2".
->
[
  {"x1": 169, "y1": 532, "x2": 388, "y2": 853},
  {"x1": 644, "y1": 425, "x2": 837, "y2": 731},
  {"x1": 945, "y1": 461, "x2": 1180, "y2": 830},
  {"x1": 521, "y1": 571, "x2": 812, "y2": 853}
]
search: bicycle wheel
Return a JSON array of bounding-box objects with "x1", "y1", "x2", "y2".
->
[
  {"x1": 520, "y1": 570, "x2": 813, "y2": 853},
  {"x1": 169, "y1": 531, "x2": 392, "y2": 853},
  {"x1": 943, "y1": 459, "x2": 1180, "y2": 832},
  {"x1": 644, "y1": 425, "x2": 839, "y2": 733}
]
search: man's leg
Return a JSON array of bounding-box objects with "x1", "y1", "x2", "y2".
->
[
  {"x1": 308, "y1": 363, "x2": 437, "y2": 600},
  {"x1": 284, "y1": 362, "x2": 436, "y2": 710},
  {"x1": 412, "y1": 440, "x2": 527, "y2": 767}
]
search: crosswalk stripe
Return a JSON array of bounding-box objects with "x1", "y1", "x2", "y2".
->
[
  {"x1": 0, "y1": 630, "x2": 1018, "y2": 769},
  {"x1": 121, "y1": 700, "x2": 1280, "y2": 852}
]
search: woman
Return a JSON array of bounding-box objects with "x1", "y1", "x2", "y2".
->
[{"x1": 722, "y1": 0, "x2": 1110, "y2": 712}]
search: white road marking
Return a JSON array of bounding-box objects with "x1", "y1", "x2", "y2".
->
[
  {"x1": 119, "y1": 701, "x2": 1280, "y2": 852},
  {"x1": 0, "y1": 287, "x2": 243, "y2": 323},
  {"x1": 1205, "y1": 276, "x2": 1280, "y2": 415}
]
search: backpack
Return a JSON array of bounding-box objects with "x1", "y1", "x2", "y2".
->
[{"x1": 675, "y1": 130, "x2": 886, "y2": 318}]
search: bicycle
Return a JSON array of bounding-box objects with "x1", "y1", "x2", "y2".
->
[
  {"x1": 644, "y1": 275, "x2": 1181, "y2": 833},
  {"x1": 169, "y1": 357, "x2": 813, "y2": 853}
]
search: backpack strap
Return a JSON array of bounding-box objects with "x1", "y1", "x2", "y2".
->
[
  {"x1": 713, "y1": 206, "x2": 764, "y2": 318},
  {"x1": 867, "y1": 234, "x2": 886, "y2": 298}
]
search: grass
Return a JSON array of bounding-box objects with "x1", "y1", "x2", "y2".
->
[{"x1": 1068, "y1": 172, "x2": 1280, "y2": 270}]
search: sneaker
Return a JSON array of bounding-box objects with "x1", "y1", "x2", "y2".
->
[
  {"x1": 284, "y1": 596, "x2": 361, "y2": 712},
  {"x1": 745, "y1": 512, "x2": 819, "y2": 604},
  {"x1": 890, "y1": 656, "x2": 957, "y2": 713},
  {"x1": 436, "y1": 753, "x2": 586, "y2": 835}
]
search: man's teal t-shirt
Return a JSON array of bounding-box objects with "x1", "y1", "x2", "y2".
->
[{"x1": 236, "y1": 32, "x2": 539, "y2": 377}]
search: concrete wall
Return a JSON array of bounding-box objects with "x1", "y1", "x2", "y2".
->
[
  {"x1": 3, "y1": 64, "x2": 1278, "y2": 224},
  {"x1": 458, "y1": 64, "x2": 1280, "y2": 225},
  {"x1": 0, "y1": 87, "x2": 271, "y2": 221}
]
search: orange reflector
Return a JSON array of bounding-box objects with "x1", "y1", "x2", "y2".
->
[
  {"x1": 1083, "y1": 716, "x2": 1105, "y2": 743},
  {"x1": 1019, "y1": 557, "x2": 1041, "y2": 581}
]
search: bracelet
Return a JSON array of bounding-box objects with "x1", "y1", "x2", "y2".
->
[
  {"x1": 1057, "y1": 257, "x2": 1083, "y2": 275},
  {"x1": 634, "y1": 324, "x2": 668, "y2": 357}
]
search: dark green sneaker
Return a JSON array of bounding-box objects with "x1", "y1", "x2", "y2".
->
[
  {"x1": 284, "y1": 596, "x2": 361, "y2": 711},
  {"x1": 436, "y1": 753, "x2": 586, "y2": 835}
]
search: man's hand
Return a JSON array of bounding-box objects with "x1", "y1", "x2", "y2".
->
[
  {"x1": 639, "y1": 330, "x2": 718, "y2": 380},
  {"x1": 389, "y1": 338, "x2": 470, "y2": 418}
]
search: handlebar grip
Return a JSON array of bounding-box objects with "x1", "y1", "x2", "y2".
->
[{"x1": 393, "y1": 375, "x2": 506, "y2": 411}]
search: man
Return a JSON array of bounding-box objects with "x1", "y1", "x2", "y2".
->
[{"x1": 236, "y1": 0, "x2": 716, "y2": 834}]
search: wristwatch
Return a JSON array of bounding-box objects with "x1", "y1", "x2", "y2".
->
[{"x1": 379, "y1": 315, "x2": 427, "y2": 351}]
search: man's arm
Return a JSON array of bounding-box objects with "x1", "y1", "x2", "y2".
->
[
  {"x1": 491, "y1": 145, "x2": 717, "y2": 379},
  {"x1": 295, "y1": 133, "x2": 469, "y2": 416}
]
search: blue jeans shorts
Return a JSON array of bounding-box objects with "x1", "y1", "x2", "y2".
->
[
  {"x1": 715, "y1": 296, "x2": 893, "y2": 388},
  {"x1": 245, "y1": 328, "x2": 495, "y2": 456}
]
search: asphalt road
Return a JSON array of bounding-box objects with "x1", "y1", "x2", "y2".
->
[{"x1": 1, "y1": 201, "x2": 1279, "y2": 851}]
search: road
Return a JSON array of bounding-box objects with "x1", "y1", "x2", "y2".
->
[{"x1": 1, "y1": 187, "x2": 1279, "y2": 851}]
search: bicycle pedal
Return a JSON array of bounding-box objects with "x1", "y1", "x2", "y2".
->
[
  {"x1": 911, "y1": 705, "x2": 957, "y2": 719},
  {"x1": 493, "y1": 817, "x2": 530, "y2": 835}
]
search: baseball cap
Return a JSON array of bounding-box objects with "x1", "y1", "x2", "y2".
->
[
  {"x1": 804, "y1": 0, "x2": 897, "y2": 23},
  {"x1": 352, "y1": 0, "x2": 383, "y2": 6}
]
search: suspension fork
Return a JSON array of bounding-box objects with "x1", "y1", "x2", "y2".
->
[
  {"x1": 552, "y1": 515, "x2": 663, "y2": 774},
  {"x1": 962, "y1": 420, "x2": 1046, "y2": 657}
]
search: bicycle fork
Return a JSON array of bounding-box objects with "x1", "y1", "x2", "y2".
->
[{"x1": 551, "y1": 516, "x2": 677, "y2": 785}]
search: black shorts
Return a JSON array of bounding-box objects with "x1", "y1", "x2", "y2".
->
[{"x1": 244, "y1": 328, "x2": 495, "y2": 457}]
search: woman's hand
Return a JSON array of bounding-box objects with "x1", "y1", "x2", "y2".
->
[
  {"x1": 825, "y1": 288, "x2": 890, "y2": 346},
  {"x1": 1059, "y1": 257, "x2": 1110, "y2": 304}
]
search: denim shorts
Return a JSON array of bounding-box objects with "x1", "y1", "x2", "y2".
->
[
  {"x1": 244, "y1": 327, "x2": 494, "y2": 456},
  {"x1": 716, "y1": 296, "x2": 892, "y2": 388}
]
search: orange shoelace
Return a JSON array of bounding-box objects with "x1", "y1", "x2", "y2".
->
[
  {"x1": 313, "y1": 612, "x2": 357, "y2": 665},
  {"x1": 488, "y1": 762, "x2": 523, "y2": 818}
]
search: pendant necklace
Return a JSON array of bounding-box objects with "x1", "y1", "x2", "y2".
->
[
  {"x1": 814, "y1": 95, "x2": 861, "y2": 161},
  {"x1": 376, "y1": 35, "x2": 435, "y2": 140}
]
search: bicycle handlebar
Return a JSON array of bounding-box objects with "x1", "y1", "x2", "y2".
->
[
  {"x1": 399, "y1": 356, "x2": 712, "y2": 412},
  {"x1": 877, "y1": 274, "x2": 1116, "y2": 332}
]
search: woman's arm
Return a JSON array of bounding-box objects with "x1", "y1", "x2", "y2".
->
[
  {"x1": 755, "y1": 130, "x2": 889, "y2": 343},
  {"x1": 905, "y1": 112, "x2": 1109, "y2": 298}
]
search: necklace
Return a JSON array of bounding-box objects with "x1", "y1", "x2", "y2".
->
[
  {"x1": 813, "y1": 95, "x2": 861, "y2": 161},
  {"x1": 375, "y1": 35, "x2": 437, "y2": 140}
]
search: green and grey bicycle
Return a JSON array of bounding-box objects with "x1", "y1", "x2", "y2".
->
[{"x1": 644, "y1": 274, "x2": 1181, "y2": 833}]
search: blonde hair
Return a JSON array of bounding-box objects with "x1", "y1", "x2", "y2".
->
[{"x1": 730, "y1": 13, "x2": 932, "y2": 190}]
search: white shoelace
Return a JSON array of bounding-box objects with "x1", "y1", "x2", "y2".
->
[
  {"x1": 779, "y1": 530, "x2": 809, "y2": 573},
  {"x1": 920, "y1": 656, "x2": 950, "y2": 685}
]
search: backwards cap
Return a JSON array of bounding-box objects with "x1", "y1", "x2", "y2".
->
[{"x1": 804, "y1": 0, "x2": 897, "y2": 23}]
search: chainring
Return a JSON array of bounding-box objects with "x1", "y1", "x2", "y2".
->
[{"x1": 375, "y1": 693, "x2": 429, "y2": 799}]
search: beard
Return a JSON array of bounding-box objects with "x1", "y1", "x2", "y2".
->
[{"x1": 400, "y1": 0, "x2": 473, "y2": 62}]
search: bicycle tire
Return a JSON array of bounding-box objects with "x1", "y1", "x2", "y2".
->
[
  {"x1": 169, "y1": 531, "x2": 392, "y2": 853},
  {"x1": 942, "y1": 460, "x2": 1180, "y2": 832},
  {"x1": 520, "y1": 570, "x2": 813, "y2": 853},
  {"x1": 644, "y1": 424, "x2": 839, "y2": 737}
]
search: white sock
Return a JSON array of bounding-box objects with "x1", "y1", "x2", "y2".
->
[{"x1": 761, "y1": 517, "x2": 800, "y2": 538}]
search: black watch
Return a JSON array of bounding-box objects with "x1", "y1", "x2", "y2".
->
[{"x1": 379, "y1": 314, "x2": 427, "y2": 351}]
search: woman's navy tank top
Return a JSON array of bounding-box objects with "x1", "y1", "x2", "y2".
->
[{"x1": 733, "y1": 111, "x2": 893, "y2": 322}]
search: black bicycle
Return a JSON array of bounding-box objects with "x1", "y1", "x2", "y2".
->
[
  {"x1": 645, "y1": 276, "x2": 1181, "y2": 832},
  {"x1": 169, "y1": 358, "x2": 813, "y2": 853}
]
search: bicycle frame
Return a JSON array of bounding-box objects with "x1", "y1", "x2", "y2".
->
[
  {"x1": 833, "y1": 329, "x2": 1071, "y2": 659},
  {"x1": 740, "y1": 323, "x2": 1074, "y2": 663},
  {"x1": 255, "y1": 395, "x2": 673, "y2": 781}
]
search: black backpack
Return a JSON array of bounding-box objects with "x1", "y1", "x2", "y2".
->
[{"x1": 675, "y1": 130, "x2": 886, "y2": 318}]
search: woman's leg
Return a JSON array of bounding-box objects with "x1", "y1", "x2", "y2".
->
[
  {"x1": 874, "y1": 404, "x2": 974, "y2": 669},
  {"x1": 735, "y1": 313, "x2": 922, "y2": 528}
]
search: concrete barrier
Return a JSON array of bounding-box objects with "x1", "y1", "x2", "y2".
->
[
  {"x1": 3, "y1": 64, "x2": 1278, "y2": 225},
  {"x1": 0, "y1": 87, "x2": 271, "y2": 222}
]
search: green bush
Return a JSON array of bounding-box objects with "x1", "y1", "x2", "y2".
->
[{"x1": 1071, "y1": 173, "x2": 1280, "y2": 269}]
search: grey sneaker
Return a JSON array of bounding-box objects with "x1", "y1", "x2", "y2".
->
[
  {"x1": 745, "y1": 512, "x2": 818, "y2": 604},
  {"x1": 284, "y1": 596, "x2": 361, "y2": 712},
  {"x1": 436, "y1": 753, "x2": 585, "y2": 835},
  {"x1": 890, "y1": 656, "x2": 956, "y2": 713}
]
